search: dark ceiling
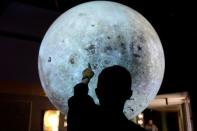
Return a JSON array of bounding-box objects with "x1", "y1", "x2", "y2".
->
[{"x1": 0, "y1": 0, "x2": 196, "y2": 95}]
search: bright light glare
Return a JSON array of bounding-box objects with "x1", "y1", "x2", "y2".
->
[
  {"x1": 138, "y1": 113, "x2": 143, "y2": 119},
  {"x1": 138, "y1": 119, "x2": 143, "y2": 125},
  {"x1": 43, "y1": 110, "x2": 60, "y2": 131}
]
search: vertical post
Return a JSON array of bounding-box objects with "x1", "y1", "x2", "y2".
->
[{"x1": 161, "y1": 112, "x2": 168, "y2": 131}]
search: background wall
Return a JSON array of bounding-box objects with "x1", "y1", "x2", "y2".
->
[{"x1": 0, "y1": 83, "x2": 67, "y2": 131}]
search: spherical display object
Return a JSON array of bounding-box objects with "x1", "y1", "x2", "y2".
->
[{"x1": 38, "y1": 1, "x2": 165, "y2": 119}]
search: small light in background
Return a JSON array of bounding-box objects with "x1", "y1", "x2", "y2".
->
[
  {"x1": 138, "y1": 113, "x2": 144, "y2": 119},
  {"x1": 137, "y1": 113, "x2": 144, "y2": 127},
  {"x1": 64, "y1": 115, "x2": 67, "y2": 127},
  {"x1": 43, "y1": 110, "x2": 60, "y2": 131},
  {"x1": 64, "y1": 121, "x2": 68, "y2": 127},
  {"x1": 138, "y1": 119, "x2": 144, "y2": 125}
]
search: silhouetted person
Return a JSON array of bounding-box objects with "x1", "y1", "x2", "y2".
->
[
  {"x1": 95, "y1": 65, "x2": 146, "y2": 131},
  {"x1": 67, "y1": 65, "x2": 146, "y2": 131}
]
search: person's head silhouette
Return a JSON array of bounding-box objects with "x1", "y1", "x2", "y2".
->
[{"x1": 96, "y1": 65, "x2": 133, "y2": 114}]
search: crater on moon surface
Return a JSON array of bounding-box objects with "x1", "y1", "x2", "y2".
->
[{"x1": 38, "y1": 1, "x2": 165, "y2": 119}]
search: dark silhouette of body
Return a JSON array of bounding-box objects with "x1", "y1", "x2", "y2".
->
[{"x1": 67, "y1": 65, "x2": 146, "y2": 131}]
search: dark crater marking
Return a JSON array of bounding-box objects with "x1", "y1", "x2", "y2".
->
[
  {"x1": 137, "y1": 34, "x2": 146, "y2": 43},
  {"x1": 48, "y1": 57, "x2": 51, "y2": 62},
  {"x1": 85, "y1": 44, "x2": 96, "y2": 54},
  {"x1": 69, "y1": 57, "x2": 75, "y2": 64},
  {"x1": 104, "y1": 46, "x2": 112, "y2": 53},
  {"x1": 104, "y1": 60, "x2": 110, "y2": 65},
  {"x1": 137, "y1": 45, "x2": 142, "y2": 51},
  {"x1": 92, "y1": 63, "x2": 98, "y2": 70},
  {"x1": 133, "y1": 54, "x2": 140, "y2": 58},
  {"x1": 120, "y1": 43, "x2": 126, "y2": 50}
]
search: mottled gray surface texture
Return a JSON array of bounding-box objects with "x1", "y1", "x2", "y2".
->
[{"x1": 38, "y1": 1, "x2": 165, "y2": 119}]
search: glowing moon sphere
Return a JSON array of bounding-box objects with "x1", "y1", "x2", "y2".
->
[{"x1": 38, "y1": 1, "x2": 165, "y2": 119}]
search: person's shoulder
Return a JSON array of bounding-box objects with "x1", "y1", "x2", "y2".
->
[{"x1": 68, "y1": 96, "x2": 74, "y2": 106}]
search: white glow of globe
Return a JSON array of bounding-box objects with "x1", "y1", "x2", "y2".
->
[{"x1": 38, "y1": 1, "x2": 165, "y2": 119}]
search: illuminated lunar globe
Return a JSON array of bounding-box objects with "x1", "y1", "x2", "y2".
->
[{"x1": 38, "y1": 1, "x2": 165, "y2": 119}]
